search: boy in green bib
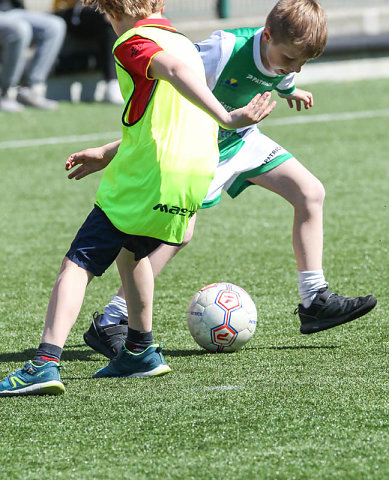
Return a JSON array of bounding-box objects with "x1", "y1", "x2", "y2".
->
[
  {"x1": 73, "y1": 0, "x2": 376, "y2": 360},
  {"x1": 0, "y1": 0, "x2": 275, "y2": 396}
]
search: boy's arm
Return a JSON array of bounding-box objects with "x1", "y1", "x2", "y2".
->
[
  {"x1": 65, "y1": 140, "x2": 121, "y2": 180},
  {"x1": 278, "y1": 88, "x2": 313, "y2": 111},
  {"x1": 148, "y1": 51, "x2": 276, "y2": 130}
]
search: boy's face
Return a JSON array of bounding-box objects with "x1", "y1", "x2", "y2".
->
[{"x1": 261, "y1": 28, "x2": 308, "y2": 75}]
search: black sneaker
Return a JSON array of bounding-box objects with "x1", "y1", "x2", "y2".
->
[
  {"x1": 297, "y1": 288, "x2": 377, "y2": 334},
  {"x1": 83, "y1": 312, "x2": 128, "y2": 359}
]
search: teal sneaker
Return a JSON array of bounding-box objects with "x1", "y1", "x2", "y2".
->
[
  {"x1": 0, "y1": 361, "x2": 65, "y2": 396},
  {"x1": 92, "y1": 344, "x2": 171, "y2": 378}
]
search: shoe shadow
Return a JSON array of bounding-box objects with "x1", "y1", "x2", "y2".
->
[
  {"x1": 0, "y1": 344, "x2": 341, "y2": 364},
  {"x1": 163, "y1": 345, "x2": 341, "y2": 357},
  {"x1": 0, "y1": 344, "x2": 102, "y2": 364},
  {"x1": 246, "y1": 345, "x2": 341, "y2": 351},
  {"x1": 164, "y1": 349, "x2": 211, "y2": 357},
  {"x1": 0, "y1": 349, "x2": 37, "y2": 363}
]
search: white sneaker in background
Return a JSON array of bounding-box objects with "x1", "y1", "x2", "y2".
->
[
  {"x1": 0, "y1": 88, "x2": 24, "y2": 112},
  {"x1": 70, "y1": 81, "x2": 82, "y2": 104},
  {"x1": 17, "y1": 84, "x2": 59, "y2": 110},
  {"x1": 104, "y1": 79, "x2": 123, "y2": 105},
  {"x1": 94, "y1": 80, "x2": 107, "y2": 103}
]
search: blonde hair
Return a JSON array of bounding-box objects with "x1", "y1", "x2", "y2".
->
[
  {"x1": 266, "y1": 0, "x2": 328, "y2": 59},
  {"x1": 82, "y1": 0, "x2": 165, "y2": 18}
]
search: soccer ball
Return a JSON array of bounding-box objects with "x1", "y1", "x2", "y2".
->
[{"x1": 187, "y1": 283, "x2": 257, "y2": 352}]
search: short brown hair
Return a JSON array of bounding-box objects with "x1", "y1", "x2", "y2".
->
[
  {"x1": 82, "y1": 0, "x2": 165, "y2": 19},
  {"x1": 266, "y1": 0, "x2": 328, "y2": 59}
]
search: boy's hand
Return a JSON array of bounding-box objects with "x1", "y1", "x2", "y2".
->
[
  {"x1": 278, "y1": 88, "x2": 313, "y2": 111},
  {"x1": 65, "y1": 140, "x2": 121, "y2": 180},
  {"x1": 66, "y1": 147, "x2": 111, "y2": 180},
  {"x1": 226, "y1": 92, "x2": 276, "y2": 130}
]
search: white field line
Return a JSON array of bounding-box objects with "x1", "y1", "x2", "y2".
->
[
  {"x1": 264, "y1": 108, "x2": 389, "y2": 127},
  {"x1": 0, "y1": 131, "x2": 120, "y2": 150},
  {"x1": 204, "y1": 385, "x2": 240, "y2": 391},
  {"x1": 1, "y1": 108, "x2": 389, "y2": 150}
]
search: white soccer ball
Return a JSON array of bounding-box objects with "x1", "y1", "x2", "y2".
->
[{"x1": 187, "y1": 282, "x2": 258, "y2": 352}]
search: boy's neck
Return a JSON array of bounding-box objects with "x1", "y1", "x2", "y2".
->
[{"x1": 113, "y1": 12, "x2": 164, "y2": 37}]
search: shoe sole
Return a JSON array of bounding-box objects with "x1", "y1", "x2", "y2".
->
[
  {"x1": 83, "y1": 331, "x2": 116, "y2": 359},
  {"x1": 124, "y1": 365, "x2": 172, "y2": 378},
  {"x1": 0, "y1": 380, "x2": 65, "y2": 397},
  {"x1": 300, "y1": 296, "x2": 377, "y2": 334},
  {"x1": 92, "y1": 364, "x2": 172, "y2": 379}
]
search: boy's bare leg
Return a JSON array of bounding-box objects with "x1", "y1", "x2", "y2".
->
[
  {"x1": 249, "y1": 157, "x2": 376, "y2": 332},
  {"x1": 116, "y1": 243, "x2": 184, "y2": 300},
  {"x1": 92, "y1": 247, "x2": 171, "y2": 377},
  {"x1": 247, "y1": 157, "x2": 325, "y2": 271},
  {"x1": 0, "y1": 257, "x2": 93, "y2": 396},
  {"x1": 115, "y1": 248, "x2": 153, "y2": 332},
  {"x1": 41, "y1": 257, "x2": 93, "y2": 347}
]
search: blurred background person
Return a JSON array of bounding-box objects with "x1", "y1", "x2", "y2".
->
[
  {"x1": 53, "y1": 0, "x2": 122, "y2": 104},
  {"x1": 0, "y1": 0, "x2": 66, "y2": 112}
]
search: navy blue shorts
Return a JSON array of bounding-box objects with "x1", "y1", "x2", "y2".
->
[{"x1": 66, "y1": 205, "x2": 163, "y2": 276}]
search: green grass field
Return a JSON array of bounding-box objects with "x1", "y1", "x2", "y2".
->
[{"x1": 0, "y1": 79, "x2": 388, "y2": 480}]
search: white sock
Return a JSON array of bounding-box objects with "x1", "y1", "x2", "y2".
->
[
  {"x1": 298, "y1": 270, "x2": 328, "y2": 308},
  {"x1": 100, "y1": 295, "x2": 128, "y2": 326}
]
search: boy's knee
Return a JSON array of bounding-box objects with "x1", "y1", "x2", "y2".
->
[
  {"x1": 313, "y1": 178, "x2": 325, "y2": 204},
  {"x1": 304, "y1": 178, "x2": 325, "y2": 207}
]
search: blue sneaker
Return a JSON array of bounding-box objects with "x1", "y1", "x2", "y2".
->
[
  {"x1": 0, "y1": 361, "x2": 65, "y2": 396},
  {"x1": 92, "y1": 344, "x2": 171, "y2": 378}
]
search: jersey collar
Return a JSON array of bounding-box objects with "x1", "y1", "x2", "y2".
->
[{"x1": 253, "y1": 27, "x2": 279, "y2": 78}]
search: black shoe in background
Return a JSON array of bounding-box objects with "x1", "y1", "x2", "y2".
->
[{"x1": 84, "y1": 312, "x2": 128, "y2": 359}]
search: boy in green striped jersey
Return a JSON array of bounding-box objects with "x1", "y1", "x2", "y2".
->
[
  {"x1": 76, "y1": 0, "x2": 376, "y2": 360},
  {"x1": 0, "y1": 0, "x2": 275, "y2": 396}
]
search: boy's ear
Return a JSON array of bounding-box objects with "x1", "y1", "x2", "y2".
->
[{"x1": 262, "y1": 26, "x2": 272, "y2": 43}]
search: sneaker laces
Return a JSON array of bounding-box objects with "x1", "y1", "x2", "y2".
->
[
  {"x1": 315, "y1": 289, "x2": 368, "y2": 315},
  {"x1": 338, "y1": 296, "x2": 367, "y2": 313},
  {"x1": 21, "y1": 362, "x2": 37, "y2": 375}
]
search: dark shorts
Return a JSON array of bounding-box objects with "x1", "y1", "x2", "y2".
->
[{"x1": 66, "y1": 205, "x2": 163, "y2": 276}]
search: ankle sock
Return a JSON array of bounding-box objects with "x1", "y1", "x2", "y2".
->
[
  {"x1": 100, "y1": 295, "x2": 128, "y2": 326},
  {"x1": 298, "y1": 270, "x2": 328, "y2": 308},
  {"x1": 34, "y1": 343, "x2": 63, "y2": 365},
  {"x1": 125, "y1": 327, "x2": 153, "y2": 353}
]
